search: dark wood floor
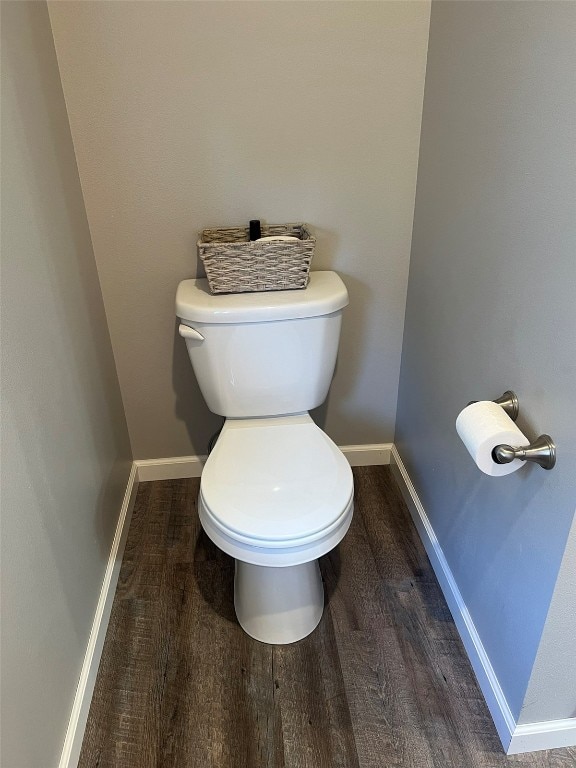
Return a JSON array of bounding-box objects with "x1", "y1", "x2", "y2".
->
[{"x1": 79, "y1": 467, "x2": 576, "y2": 767}]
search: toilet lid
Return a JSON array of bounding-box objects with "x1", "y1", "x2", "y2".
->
[{"x1": 200, "y1": 417, "x2": 354, "y2": 544}]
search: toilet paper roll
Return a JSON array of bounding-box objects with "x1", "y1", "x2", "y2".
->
[
  {"x1": 256, "y1": 235, "x2": 300, "y2": 242},
  {"x1": 456, "y1": 401, "x2": 530, "y2": 476}
]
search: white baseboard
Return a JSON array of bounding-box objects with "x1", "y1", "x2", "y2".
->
[
  {"x1": 136, "y1": 454, "x2": 207, "y2": 481},
  {"x1": 508, "y1": 719, "x2": 576, "y2": 754},
  {"x1": 390, "y1": 446, "x2": 576, "y2": 755},
  {"x1": 340, "y1": 443, "x2": 392, "y2": 466},
  {"x1": 135, "y1": 443, "x2": 392, "y2": 482},
  {"x1": 58, "y1": 463, "x2": 140, "y2": 768}
]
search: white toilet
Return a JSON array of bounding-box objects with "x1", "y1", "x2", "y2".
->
[{"x1": 175, "y1": 271, "x2": 354, "y2": 644}]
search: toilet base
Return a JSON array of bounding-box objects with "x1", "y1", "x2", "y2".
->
[{"x1": 234, "y1": 559, "x2": 324, "y2": 644}]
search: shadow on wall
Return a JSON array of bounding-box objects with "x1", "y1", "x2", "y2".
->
[
  {"x1": 172, "y1": 321, "x2": 223, "y2": 457},
  {"x1": 314, "y1": 272, "x2": 391, "y2": 444}
]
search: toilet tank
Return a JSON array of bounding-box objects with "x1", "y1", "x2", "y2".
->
[{"x1": 176, "y1": 271, "x2": 349, "y2": 418}]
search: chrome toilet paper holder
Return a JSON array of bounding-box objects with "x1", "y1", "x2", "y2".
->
[
  {"x1": 467, "y1": 390, "x2": 556, "y2": 470},
  {"x1": 467, "y1": 390, "x2": 519, "y2": 420},
  {"x1": 492, "y1": 435, "x2": 556, "y2": 470}
]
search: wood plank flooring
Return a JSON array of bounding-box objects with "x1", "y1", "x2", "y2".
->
[{"x1": 79, "y1": 467, "x2": 576, "y2": 767}]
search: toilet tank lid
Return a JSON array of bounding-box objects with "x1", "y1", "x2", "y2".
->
[{"x1": 176, "y1": 271, "x2": 348, "y2": 324}]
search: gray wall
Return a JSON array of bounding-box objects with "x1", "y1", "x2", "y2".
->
[
  {"x1": 519, "y1": 511, "x2": 576, "y2": 723},
  {"x1": 395, "y1": 0, "x2": 576, "y2": 722},
  {"x1": 48, "y1": 0, "x2": 431, "y2": 459},
  {"x1": 0, "y1": 3, "x2": 132, "y2": 766}
]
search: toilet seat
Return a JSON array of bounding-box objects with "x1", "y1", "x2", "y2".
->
[{"x1": 200, "y1": 414, "x2": 354, "y2": 549}]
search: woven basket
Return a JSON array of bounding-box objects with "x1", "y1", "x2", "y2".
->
[{"x1": 198, "y1": 223, "x2": 315, "y2": 294}]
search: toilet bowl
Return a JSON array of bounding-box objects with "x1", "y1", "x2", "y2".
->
[
  {"x1": 176, "y1": 271, "x2": 353, "y2": 643},
  {"x1": 198, "y1": 415, "x2": 353, "y2": 643}
]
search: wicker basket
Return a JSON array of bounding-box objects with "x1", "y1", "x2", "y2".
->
[{"x1": 198, "y1": 223, "x2": 315, "y2": 294}]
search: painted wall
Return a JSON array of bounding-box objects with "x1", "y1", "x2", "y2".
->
[
  {"x1": 519, "y1": 511, "x2": 576, "y2": 724},
  {"x1": 48, "y1": 0, "x2": 431, "y2": 459},
  {"x1": 395, "y1": 1, "x2": 576, "y2": 721},
  {"x1": 0, "y1": 3, "x2": 132, "y2": 766}
]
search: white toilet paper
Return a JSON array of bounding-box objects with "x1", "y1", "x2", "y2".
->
[{"x1": 456, "y1": 401, "x2": 530, "y2": 476}]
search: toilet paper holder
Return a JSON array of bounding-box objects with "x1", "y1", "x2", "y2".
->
[
  {"x1": 492, "y1": 435, "x2": 556, "y2": 470},
  {"x1": 467, "y1": 390, "x2": 519, "y2": 420},
  {"x1": 467, "y1": 390, "x2": 556, "y2": 470}
]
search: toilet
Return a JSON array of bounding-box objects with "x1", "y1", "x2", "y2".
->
[{"x1": 176, "y1": 271, "x2": 354, "y2": 644}]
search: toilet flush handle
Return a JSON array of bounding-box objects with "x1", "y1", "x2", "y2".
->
[{"x1": 178, "y1": 324, "x2": 204, "y2": 342}]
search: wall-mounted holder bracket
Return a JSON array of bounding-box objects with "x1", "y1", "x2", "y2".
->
[
  {"x1": 492, "y1": 435, "x2": 556, "y2": 470},
  {"x1": 468, "y1": 390, "x2": 519, "y2": 421}
]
